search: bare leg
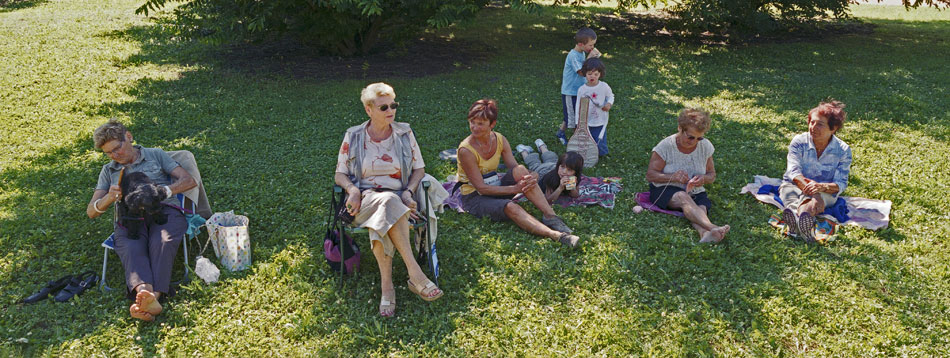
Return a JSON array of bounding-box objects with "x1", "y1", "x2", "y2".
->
[
  {"x1": 387, "y1": 215, "x2": 430, "y2": 285},
  {"x1": 504, "y1": 202, "x2": 562, "y2": 241},
  {"x1": 370, "y1": 235, "x2": 396, "y2": 316},
  {"x1": 799, "y1": 196, "x2": 825, "y2": 217},
  {"x1": 512, "y1": 165, "x2": 558, "y2": 218},
  {"x1": 668, "y1": 191, "x2": 729, "y2": 242}
]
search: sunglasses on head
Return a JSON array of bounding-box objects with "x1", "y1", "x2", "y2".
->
[{"x1": 377, "y1": 102, "x2": 399, "y2": 111}]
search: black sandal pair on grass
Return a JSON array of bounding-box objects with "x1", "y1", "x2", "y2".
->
[{"x1": 19, "y1": 271, "x2": 98, "y2": 304}]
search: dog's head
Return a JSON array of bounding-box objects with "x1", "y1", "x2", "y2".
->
[{"x1": 121, "y1": 172, "x2": 168, "y2": 224}]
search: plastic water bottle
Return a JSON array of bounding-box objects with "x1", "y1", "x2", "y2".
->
[{"x1": 195, "y1": 256, "x2": 220, "y2": 283}]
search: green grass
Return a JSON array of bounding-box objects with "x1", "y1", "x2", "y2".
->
[{"x1": 1, "y1": 1, "x2": 949, "y2": 356}]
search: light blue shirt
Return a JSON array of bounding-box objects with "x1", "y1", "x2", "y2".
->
[
  {"x1": 560, "y1": 49, "x2": 586, "y2": 96},
  {"x1": 783, "y1": 132, "x2": 852, "y2": 197}
]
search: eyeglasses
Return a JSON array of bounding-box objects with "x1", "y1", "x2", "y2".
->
[
  {"x1": 680, "y1": 130, "x2": 705, "y2": 142},
  {"x1": 103, "y1": 140, "x2": 124, "y2": 156},
  {"x1": 377, "y1": 102, "x2": 399, "y2": 111}
]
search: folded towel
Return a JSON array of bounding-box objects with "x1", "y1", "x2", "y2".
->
[{"x1": 741, "y1": 175, "x2": 891, "y2": 230}]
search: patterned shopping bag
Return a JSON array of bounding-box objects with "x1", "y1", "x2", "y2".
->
[{"x1": 205, "y1": 211, "x2": 252, "y2": 271}]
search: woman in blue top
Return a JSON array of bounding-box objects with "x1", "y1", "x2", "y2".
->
[{"x1": 780, "y1": 100, "x2": 853, "y2": 243}]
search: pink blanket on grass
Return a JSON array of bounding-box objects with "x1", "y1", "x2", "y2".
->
[{"x1": 635, "y1": 192, "x2": 684, "y2": 217}]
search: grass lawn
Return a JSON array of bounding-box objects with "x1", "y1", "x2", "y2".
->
[{"x1": 1, "y1": 0, "x2": 948, "y2": 356}]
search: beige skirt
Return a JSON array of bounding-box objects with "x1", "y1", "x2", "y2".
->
[{"x1": 352, "y1": 190, "x2": 410, "y2": 257}]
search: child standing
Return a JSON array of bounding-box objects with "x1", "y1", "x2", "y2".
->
[
  {"x1": 575, "y1": 57, "x2": 614, "y2": 156},
  {"x1": 558, "y1": 27, "x2": 601, "y2": 145}
]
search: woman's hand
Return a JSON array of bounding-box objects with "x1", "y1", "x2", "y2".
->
[
  {"x1": 106, "y1": 185, "x2": 122, "y2": 204},
  {"x1": 671, "y1": 170, "x2": 690, "y2": 184},
  {"x1": 802, "y1": 181, "x2": 820, "y2": 196},
  {"x1": 686, "y1": 175, "x2": 703, "y2": 192},
  {"x1": 400, "y1": 190, "x2": 420, "y2": 220},
  {"x1": 516, "y1": 173, "x2": 538, "y2": 193},
  {"x1": 345, "y1": 188, "x2": 362, "y2": 216}
]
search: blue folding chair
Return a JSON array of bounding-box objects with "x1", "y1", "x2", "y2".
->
[{"x1": 100, "y1": 193, "x2": 202, "y2": 291}]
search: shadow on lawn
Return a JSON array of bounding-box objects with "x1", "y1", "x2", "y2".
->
[
  {"x1": 0, "y1": 0, "x2": 46, "y2": 13},
  {"x1": 2, "y1": 6, "x2": 947, "y2": 354}
]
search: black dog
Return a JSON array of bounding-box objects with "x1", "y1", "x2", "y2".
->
[{"x1": 118, "y1": 172, "x2": 168, "y2": 238}]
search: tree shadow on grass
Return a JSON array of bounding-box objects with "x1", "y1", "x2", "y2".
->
[{"x1": 0, "y1": 0, "x2": 47, "y2": 13}]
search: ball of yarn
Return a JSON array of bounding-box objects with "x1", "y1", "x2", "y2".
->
[{"x1": 632, "y1": 205, "x2": 644, "y2": 214}]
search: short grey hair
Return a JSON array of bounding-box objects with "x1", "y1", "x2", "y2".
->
[{"x1": 93, "y1": 119, "x2": 128, "y2": 149}]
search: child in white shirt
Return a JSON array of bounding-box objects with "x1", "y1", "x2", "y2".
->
[{"x1": 574, "y1": 58, "x2": 614, "y2": 156}]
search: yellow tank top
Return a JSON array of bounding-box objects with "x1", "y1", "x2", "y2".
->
[{"x1": 457, "y1": 132, "x2": 505, "y2": 195}]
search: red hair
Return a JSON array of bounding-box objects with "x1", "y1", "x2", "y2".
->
[
  {"x1": 809, "y1": 100, "x2": 847, "y2": 132},
  {"x1": 467, "y1": 98, "x2": 498, "y2": 123}
]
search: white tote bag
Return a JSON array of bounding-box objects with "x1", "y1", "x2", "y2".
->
[{"x1": 205, "y1": 211, "x2": 251, "y2": 271}]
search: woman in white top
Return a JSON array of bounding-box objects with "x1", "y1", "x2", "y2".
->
[
  {"x1": 645, "y1": 108, "x2": 731, "y2": 243},
  {"x1": 335, "y1": 83, "x2": 442, "y2": 317}
]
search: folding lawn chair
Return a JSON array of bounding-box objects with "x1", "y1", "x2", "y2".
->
[
  {"x1": 99, "y1": 194, "x2": 200, "y2": 291},
  {"x1": 331, "y1": 180, "x2": 440, "y2": 287},
  {"x1": 100, "y1": 150, "x2": 211, "y2": 292}
]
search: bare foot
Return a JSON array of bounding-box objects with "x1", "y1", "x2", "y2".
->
[
  {"x1": 135, "y1": 290, "x2": 163, "y2": 316},
  {"x1": 699, "y1": 230, "x2": 718, "y2": 243},
  {"x1": 710, "y1": 225, "x2": 731, "y2": 242},
  {"x1": 130, "y1": 304, "x2": 154, "y2": 322}
]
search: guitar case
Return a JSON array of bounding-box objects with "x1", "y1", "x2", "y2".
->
[{"x1": 566, "y1": 97, "x2": 599, "y2": 168}]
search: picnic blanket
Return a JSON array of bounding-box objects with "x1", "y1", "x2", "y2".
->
[
  {"x1": 740, "y1": 175, "x2": 892, "y2": 230},
  {"x1": 442, "y1": 176, "x2": 622, "y2": 212}
]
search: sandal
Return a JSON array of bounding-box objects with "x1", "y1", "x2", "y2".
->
[
  {"x1": 20, "y1": 274, "x2": 73, "y2": 304},
  {"x1": 379, "y1": 294, "x2": 396, "y2": 317},
  {"x1": 557, "y1": 233, "x2": 580, "y2": 248},
  {"x1": 54, "y1": 271, "x2": 98, "y2": 302},
  {"x1": 407, "y1": 279, "x2": 443, "y2": 302}
]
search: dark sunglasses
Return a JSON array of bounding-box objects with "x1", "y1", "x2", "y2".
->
[
  {"x1": 681, "y1": 130, "x2": 704, "y2": 141},
  {"x1": 377, "y1": 102, "x2": 399, "y2": 111}
]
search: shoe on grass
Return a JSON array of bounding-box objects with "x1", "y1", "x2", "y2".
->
[
  {"x1": 556, "y1": 130, "x2": 566, "y2": 145},
  {"x1": 798, "y1": 212, "x2": 817, "y2": 243},
  {"x1": 782, "y1": 208, "x2": 799, "y2": 238},
  {"x1": 541, "y1": 215, "x2": 573, "y2": 234},
  {"x1": 515, "y1": 144, "x2": 533, "y2": 154},
  {"x1": 534, "y1": 139, "x2": 547, "y2": 151}
]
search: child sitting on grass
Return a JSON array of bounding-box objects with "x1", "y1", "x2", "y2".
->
[{"x1": 516, "y1": 139, "x2": 584, "y2": 203}]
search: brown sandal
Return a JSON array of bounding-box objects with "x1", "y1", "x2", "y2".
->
[{"x1": 407, "y1": 279, "x2": 443, "y2": 302}]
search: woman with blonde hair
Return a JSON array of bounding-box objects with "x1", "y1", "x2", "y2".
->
[
  {"x1": 335, "y1": 82, "x2": 442, "y2": 317},
  {"x1": 645, "y1": 108, "x2": 730, "y2": 243}
]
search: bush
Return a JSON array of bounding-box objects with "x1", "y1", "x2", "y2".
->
[
  {"x1": 667, "y1": 0, "x2": 851, "y2": 34},
  {"x1": 137, "y1": 0, "x2": 539, "y2": 56}
]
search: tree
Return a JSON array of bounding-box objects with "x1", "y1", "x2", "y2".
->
[
  {"x1": 137, "y1": 0, "x2": 539, "y2": 56},
  {"x1": 553, "y1": 0, "x2": 949, "y2": 33}
]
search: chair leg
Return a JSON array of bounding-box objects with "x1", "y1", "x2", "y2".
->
[
  {"x1": 100, "y1": 248, "x2": 112, "y2": 292},
  {"x1": 182, "y1": 234, "x2": 191, "y2": 282}
]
